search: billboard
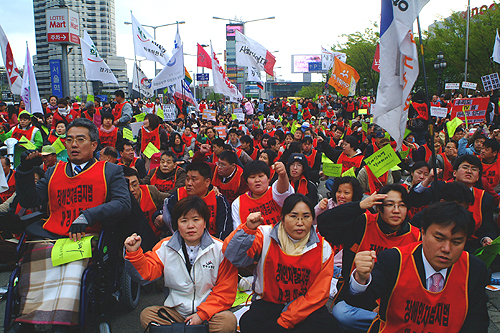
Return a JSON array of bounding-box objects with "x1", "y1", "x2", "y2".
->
[
  {"x1": 226, "y1": 24, "x2": 244, "y2": 39},
  {"x1": 46, "y1": 8, "x2": 80, "y2": 44},
  {"x1": 291, "y1": 54, "x2": 321, "y2": 73}
]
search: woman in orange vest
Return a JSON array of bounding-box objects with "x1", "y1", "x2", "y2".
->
[
  {"x1": 436, "y1": 140, "x2": 457, "y2": 181},
  {"x1": 240, "y1": 135, "x2": 258, "y2": 160},
  {"x1": 44, "y1": 120, "x2": 67, "y2": 146},
  {"x1": 98, "y1": 112, "x2": 122, "y2": 149},
  {"x1": 258, "y1": 149, "x2": 277, "y2": 181},
  {"x1": 223, "y1": 194, "x2": 337, "y2": 332},
  {"x1": 168, "y1": 132, "x2": 188, "y2": 162},
  {"x1": 136, "y1": 114, "x2": 167, "y2": 169},
  {"x1": 317, "y1": 184, "x2": 420, "y2": 332},
  {"x1": 286, "y1": 153, "x2": 318, "y2": 204}
]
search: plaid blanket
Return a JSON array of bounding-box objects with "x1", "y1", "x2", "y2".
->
[{"x1": 15, "y1": 242, "x2": 88, "y2": 326}]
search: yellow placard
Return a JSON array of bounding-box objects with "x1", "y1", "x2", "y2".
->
[
  {"x1": 188, "y1": 150, "x2": 194, "y2": 157},
  {"x1": 157, "y1": 108, "x2": 164, "y2": 120},
  {"x1": 87, "y1": 94, "x2": 94, "y2": 102},
  {"x1": 134, "y1": 113, "x2": 146, "y2": 122},
  {"x1": 52, "y1": 137, "x2": 66, "y2": 154},
  {"x1": 143, "y1": 142, "x2": 160, "y2": 158},
  {"x1": 123, "y1": 128, "x2": 136, "y2": 142},
  {"x1": 361, "y1": 122, "x2": 368, "y2": 133},
  {"x1": 232, "y1": 291, "x2": 252, "y2": 307},
  {"x1": 364, "y1": 143, "x2": 401, "y2": 178},
  {"x1": 358, "y1": 109, "x2": 368, "y2": 115},
  {"x1": 51, "y1": 235, "x2": 93, "y2": 267},
  {"x1": 446, "y1": 117, "x2": 463, "y2": 137},
  {"x1": 18, "y1": 135, "x2": 36, "y2": 150},
  {"x1": 231, "y1": 114, "x2": 237, "y2": 120},
  {"x1": 341, "y1": 167, "x2": 356, "y2": 177},
  {"x1": 321, "y1": 154, "x2": 342, "y2": 177}
]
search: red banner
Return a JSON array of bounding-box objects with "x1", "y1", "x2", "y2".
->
[
  {"x1": 197, "y1": 43, "x2": 212, "y2": 69},
  {"x1": 450, "y1": 97, "x2": 489, "y2": 124},
  {"x1": 372, "y1": 44, "x2": 380, "y2": 73}
]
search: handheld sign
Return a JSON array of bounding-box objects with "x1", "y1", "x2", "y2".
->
[
  {"x1": 52, "y1": 137, "x2": 66, "y2": 154},
  {"x1": 361, "y1": 122, "x2": 368, "y2": 133},
  {"x1": 156, "y1": 108, "x2": 164, "y2": 120},
  {"x1": 143, "y1": 142, "x2": 160, "y2": 158},
  {"x1": 474, "y1": 235, "x2": 500, "y2": 268},
  {"x1": 445, "y1": 83, "x2": 460, "y2": 90},
  {"x1": 202, "y1": 109, "x2": 216, "y2": 121},
  {"x1": 430, "y1": 106, "x2": 448, "y2": 118},
  {"x1": 18, "y1": 136, "x2": 36, "y2": 150},
  {"x1": 399, "y1": 148, "x2": 410, "y2": 160},
  {"x1": 51, "y1": 236, "x2": 93, "y2": 267},
  {"x1": 231, "y1": 114, "x2": 237, "y2": 120},
  {"x1": 462, "y1": 81, "x2": 477, "y2": 90},
  {"x1": 446, "y1": 117, "x2": 463, "y2": 136},
  {"x1": 364, "y1": 144, "x2": 401, "y2": 178},
  {"x1": 450, "y1": 97, "x2": 488, "y2": 125},
  {"x1": 123, "y1": 128, "x2": 136, "y2": 142},
  {"x1": 163, "y1": 104, "x2": 177, "y2": 121},
  {"x1": 233, "y1": 291, "x2": 252, "y2": 307},
  {"x1": 87, "y1": 94, "x2": 94, "y2": 102},
  {"x1": 215, "y1": 126, "x2": 227, "y2": 138},
  {"x1": 322, "y1": 154, "x2": 342, "y2": 177},
  {"x1": 358, "y1": 109, "x2": 368, "y2": 115},
  {"x1": 341, "y1": 167, "x2": 356, "y2": 177},
  {"x1": 133, "y1": 113, "x2": 146, "y2": 122}
]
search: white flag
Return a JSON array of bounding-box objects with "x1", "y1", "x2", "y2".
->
[
  {"x1": 0, "y1": 25, "x2": 22, "y2": 95},
  {"x1": 21, "y1": 45, "x2": 43, "y2": 114},
  {"x1": 173, "y1": 24, "x2": 181, "y2": 52},
  {"x1": 131, "y1": 13, "x2": 171, "y2": 65},
  {"x1": 493, "y1": 30, "x2": 500, "y2": 65},
  {"x1": 132, "y1": 62, "x2": 153, "y2": 98},
  {"x1": 151, "y1": 44, "x2": 185, "y2": 90},
  {"x1": 80, "y1": 30, "x2": 118, "y2": 84},
  {"x1": 321, "y1": 47, "x2": 346, "y2": 71},
  {"x1": 235, "y1": 30, "x2": 275, "y2": 76},
  {"x1": 247, "y1": 67, "x2": 263, "y2": 89},
  {"x1": 211, "y1": 44, "x2": 242, "y2": 102},
  {"x1": 374, "y1": 0, "x2": 429, "y2": 150}
]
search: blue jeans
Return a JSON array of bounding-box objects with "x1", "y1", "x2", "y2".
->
[
  {"x1": 332, "y1": 301, "x2": 377, "y2": 333},
  {"x1": 325, "y1": 178, "x2": 335, "y2": 192}
]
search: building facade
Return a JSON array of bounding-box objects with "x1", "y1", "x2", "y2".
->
[{"x1": 33, "y1": 0, "x2": 128, "y2": 99}]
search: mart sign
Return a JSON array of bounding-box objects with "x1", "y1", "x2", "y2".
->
[{"x1": 46, "y1": 8, "x2": 80, "y2": 45}]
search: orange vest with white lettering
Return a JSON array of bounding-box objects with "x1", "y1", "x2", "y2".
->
[
  {"x1": 150, "y1": 167, "x2": 177, "y2": 192},
  {"x1": 99, "y1": 127, "x2": 118, "y2": 148},
  {"x1": 44, "y1": 161, "x2": 107, "y2": 235},
  {"x1": 0, "y1": 170, "x2": 15, "y2": 203},
  {"x1": 139, "y1": 185, "x2": 160, "y2": 236},
  {"x1": 239, "y1": 187, "x2": 281, "y2": 226},
  {"x1": 141, "y1": 126, "x2": 160, "y2": 152},
  {"x1": 379, "y1": 242, "x2": 468, "y2": 333},
  {"x1": 291, "y1": 176, "x2": 308, "y2": 196},
  {"x1": 177, "y1": 187, "x2": 218, "y2": 236},
  {"x1": 482, "y1": 157, "x2": 500, "y2": 188},
  {"x1": 262, "y1": 232, "x2": 324, "y2": 304},
  {"x1": 211, "y1": 165, "x2": 244, "y2": 203},
  {"x1": 337, "y1": 152, "x2": 364, "y2": 174},
  {"x1": 304, "y1": 150, "x2": 317, "y2": 169},
  {"x1": 351, "y1": 212, "x2": 420, "y2": 273},
  {"x1": 12, "y1": 125, "x2": 37, "y2": 141}
]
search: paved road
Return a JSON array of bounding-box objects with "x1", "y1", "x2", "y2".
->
[{"x1": 0, "y1": 181, "x2": 499, "y2": 332}]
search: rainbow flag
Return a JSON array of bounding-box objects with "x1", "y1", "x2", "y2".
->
[{"x1": 184, "y1": 67, "x2": 192, "y2": 84}]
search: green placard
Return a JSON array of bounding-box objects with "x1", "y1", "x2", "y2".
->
[
  {"x1": 157, "y1": 108, "x2": 164, "y2": 120},
  {"x1": 364, "y1": 144, "x2": 401, "y2": 178},
  {"x1": 51, "y1": 236, "x2": 93, "y2": 267},
  {"x1": 87, "y1": 94, "x2": 94, "y2": 102},
  {"x1": 52, "y1": 137, "x2": 65, "y2": 154},
  {"x1": 362, "y1": 122, "x2": 368, "y2": 133},
  {"x1": 232, "y1": 291, "x2": 251, "y2": 307},
  {"x1": 446, "y1": 117, "x2": 463, "y2": 136},
  {"x1": 399, "y1": 148, "x2": 410, "y2": 160},
  {"x1": 143, "y1": 142, "x2": 160, "y2": 158},
  {"x1": 134, "y1": 113, "x2": 146, "y2": 122},
  {"x1": 231, "y1": 114, "x2": 237, "y2": 120},
  {"x1": 341, "y1": 167, "x2": 356, "y2": 177},
  {"x1": 358, "y1": 109, "x2": 368, "y2": 115},
  {"x1": 123, "y1": 128, "x2": 136, "y2": 142},
  {"x1": 321, "y1": 154, "x2": 342, "y2": 177},
  {"x1": 258, "y1": 115, "x2": 264, "y2": 121},
  {"x1": 18, "y1": 135, "x2": 36, "y2": 150}
]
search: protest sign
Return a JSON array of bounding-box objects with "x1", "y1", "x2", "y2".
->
[
  {"x1": 133, "y1": 112, "x2": 146, "y2": 122},
  {"x1": 462, "y1": 81, "x2": 477, "y2": 90},
  {"x1": 163, "y1": 104, "x2": 177, "y2": 121},
  {"x1": 474, "y1": 235, "x2": 500, "y2": 268},
  {"x1": 450, "y1": 97, "x2": 489, "y2": 125},
  {"x1": 430, "y1": 106, "x2": 448, "y2": 118},
  {"x1": 123, "y1": 128, "x2": 136, "y2": 142},
  {"x1": 52, "y1": 137, "x2": 65, "y2": 154},
  {"x1": 399, "y1": 148, "x2": 410, "y2": 160},
  {"x1": 358, "y1": 109, "x2": 368, "y2": 115},
  {"x1": 361, "y1": 122, "x2": 368, "y2": 133},
  {"x1": 481, "y1": 73, "x2": 500, "y2": 92},
  {"x1": 18, "y1": 136, "x2": 36, "y2": 150},
  {"x1": 445, "y1": 83, "x2": 460, "y2": 90},
  {"x1": 364, "y1": 143, "x2": 401, "y2": 178},
  {"x1": 202, "y1": 109, "x2": 216, "y2": 121},
  {"x1": 404, "y1": 128, "x2": 412, "y2": 139},
  {"x1": 341, "y1": 167, "x2": 356, "y2": 177},
  {"x1": 215, "y1": 126, "x2": 227, "y2": 138},
  {"x1": 322, "y1": 154, "x2": 342, "y2": 177},
  {"x1": 143, "y1": 142, "x2": 160, "y2": 158},
  {"x1": 446, "y1": 117, "x2": 463, "y2": 136},
  {"x1": 51, "y1": 236, "x2": 93, "y2": 267}
]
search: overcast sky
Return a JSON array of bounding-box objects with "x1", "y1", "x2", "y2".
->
[{"x1": 0, "y1": 0, "x2": 491, "y2": 83}]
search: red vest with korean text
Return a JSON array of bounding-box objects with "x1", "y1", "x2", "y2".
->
[
  {"x1": 177, "y1": 187, "x2": 218, "y2": 236},
  {"x1": 211, "y1": 165, "x2": 244, "y2": 203},
  {"x1": 139, "y1": 185, "x2": 160, "y2": 236},
  {"x1": 99, "y1": 127, "x2": 118, "y2": 148},
  {"x1": 239, "y1": 187, "x2": 281, "y2": 226},
  {"x1": 150, "y1": 167, "x2": 176, "y2": 192}
]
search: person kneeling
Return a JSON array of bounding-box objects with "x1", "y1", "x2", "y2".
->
[{"x1": 124, "y1": 196, "x2": 238, "y2": 333}]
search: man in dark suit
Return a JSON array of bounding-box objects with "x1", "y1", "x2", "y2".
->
[{"x1": 346, "y1": 201, "x2": 489, "y2": 332}]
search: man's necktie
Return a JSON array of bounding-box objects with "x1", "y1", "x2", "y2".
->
[
  {"x1": 74, "y1": 165, "x2": 83, "y2": 175},
  {"x1": 429, "y1": 272, "x2": 444, "y2": 292}
]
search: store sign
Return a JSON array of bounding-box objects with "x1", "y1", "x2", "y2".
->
[{"x1": 46, "y1": 8, "x2": 80, "y2": 45}]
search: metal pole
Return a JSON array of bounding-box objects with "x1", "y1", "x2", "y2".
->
[
  {"x1": 417, "y1": 16, "x2": 439, "y2": 201},
  {"x1": 153, "y1": 27, "x2": 157, "y2": 97},
  {"x1": 61, "y1": 44, "x2": 70, "y2": 98},
  {"x1": 464, "y1": 0, "x2": 471, "y2": 94}
]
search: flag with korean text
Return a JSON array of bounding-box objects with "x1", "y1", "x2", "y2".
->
[
  {"x1": 0, "y1": 25, "x2": 22, "y2": 95},
  {"x1": 328, "y1": 57, "x2": 360, "y2": 96},
  {"x1": 211, "y1": 44, "x2": 242, "y2": 102},
  {"x1": 80, "y1": 30, "x2": 118, "y2": 84},
  {"x1": 235, "y1": 30, "x2": 275, "y2": 76},
  {"x1": 131, "y1": 13, "x2": 171, "y2": 65},
  {"x1": 151, "y1": 44, "x2": 185, "y2": 90}
]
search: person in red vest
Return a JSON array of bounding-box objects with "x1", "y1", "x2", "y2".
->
[
  {"x1": 0, "y1": 157, "x2": 15, "y2": 203},
  {"x1": 223, "y1": 194, "x2": 338, "y2": 332},
  {"x1": 168, "y1": 132, "x2": 188, "y2": 163},
  {"x1": 98, "y1": 112, "x2": 122, "y2": 149},
  {"x1": 10, "y1": 118, "x2": 130, "y2": 332},
  {"x1": 123, "y1": 166, "x2": 168, "y2": 237},
  {"x1": 46, "y1": 95, "x2": 58, "y2": 114},
  {"x1": 320, "y1": 135, "x2": 364, "y2": 175},
  {"x1": 144, "y1": 151, "x2": 186, "y2": 195},
  {"x1": 263, "y1": 120, "x2": 275, "y2": 137},
  {"x1": 44, "y1": 120, "x2": 67, "y2": 146},
  {"x1": 301, "y1": 136, "x2": 321, "y2": 183},
  {"x1": 117, "y1": 141, "x2": 147, "y2": 179},
  {"x1": 240, "y1": 135, "x2": 259, "y2": 160},
  {"x1": 436, "y1": 140, "x2": 458, "y2": 181},
  {"x1": 408, "y1": 90, "x2": 429, "y2": 145},
  {"x1": 211, "y1": 150, "x2": 248, "y2": 204},
  {"x1": 51, "y1": 99, "x2": 79, "y2": 130},
  {"x1": 480, "y1": 138, "x2": 500, "y2": 189},
  {"x1": 347, "y1": 201, "x2": 488, "y2": 332},
  {"x1": 82, "y1": 101, "x2": 101, "y2": 128},
  {"x1": 317, "y1": 184, "x2": 421, "y2": 332},
  {"x1": 286, "y1": 153, "x2": 318, "y2": 204},
  {"x1": 136, "y1": 114, "x2": 167, "y2": 169},
  {"x1": 112, "y1": 89, "x2": 133, "y2": 131},
  {"x1": 159, "y1": 162, "x2": 232, "y2": 240},
  {"x1": 231, "y1": 160, "x2": 293, "y2": 229}
]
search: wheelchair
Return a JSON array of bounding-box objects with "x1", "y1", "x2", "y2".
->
[{"x1": 3, "y1": 212, "x2": 141, "y2": 333}]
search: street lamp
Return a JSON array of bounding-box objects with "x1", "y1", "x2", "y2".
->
[
  {"x1": 433, "y1": 51, "x2": 447, "y2": 95},
  {"x1": 363, "y1": 78, "x2": 368, "y2": 96}
]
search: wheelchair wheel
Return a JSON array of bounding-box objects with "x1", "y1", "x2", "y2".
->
[
  {"x1": 99, "y1": 322, "x2": 111, "y2": 333},
  {"x1": 120, "y1": 269, "x2": 140, "y2": 310}
]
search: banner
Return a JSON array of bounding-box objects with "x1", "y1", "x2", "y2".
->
[
  {"x1": 481, "y1": 73, "x2": 500, "y2": 92},
  {"x1": 235, "y1": 30, "x2": 275, "y2": 76},
  {"x1": 0, "y1": 25, "x2": 22, "y2": 95},
  {"x1": 373, "y1": 0, "x2": 428, "y2": 150},
  {"x1": 247, "y1": 67, "x2": 263, "y2": 89},
  {"x1": 211, "y1": 44, "x2": 242, "y2": 102},
  {"x1": 372, "y1": 43, "x2": 380, "y2": 73},
  {"x1": 132, "y1": 62, "x2": 153, "y2": 98},
  {"x1": 328, "y1": 57, "x2": 360, "y2": 96},
  {"x1": 151, "y1": 44, "x2": 185, "y2": 90},
  {"x1": 450, "y1": 97, "x2": 489, "y2": 124},
  {"x1": 202, "y1": 109, "x2": 216, "y2": 121},
  {"x1": 321, "y1": 47, "x2": 346, "y2": 71},
  {"x1": 131, "y1": 13, "x2": 170, "y2": 65},
  {"x1": 80, "y1": 30, "x2": 118, "y2": 84},
  {"x1": 21, "y1": 45, "x2": 43, "y2": 114},
  {"x1": 197, "y1": 43, "x2": 212, "y2": 69}
]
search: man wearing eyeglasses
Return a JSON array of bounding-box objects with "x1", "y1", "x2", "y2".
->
[
  {"x1": 211, "y1": 150, "x2": 248, "y2": 204},
  {"x1": 409, "y1": 154, "x2": 496, "y2": 252}
]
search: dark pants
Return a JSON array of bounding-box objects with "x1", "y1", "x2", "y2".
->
[{"x1": 240, "y1": 299, "x2": 339, "y2": 333}]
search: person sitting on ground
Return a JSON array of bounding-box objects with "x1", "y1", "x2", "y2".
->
[
  {"x1": 223, "y1": 194, "x2": 338, "y2": 332},
  {"x1": 143, "y1": 151, "x2": 186, "y2": 195},
  {"x1": 98, "y1": 112, "x2": 122, "y2": 149},
  {"x1": 99, "y1": 146, "x2": 119, "y2": 164},
  {"x1": 211, "y1": 150, "x2": 248, "y2": 204},
  {"x1": 117, "y1": 140, "x2": 147, "y2": 179},
  {"x1": 285, "y1": 153, "x2": 318, "y2": 204},
  {"x1": 125, "y1": 196, "x2": 238, "y2": 332}
]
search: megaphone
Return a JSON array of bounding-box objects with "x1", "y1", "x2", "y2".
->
[{"x1": 4, "y1": 138, "x2": 18, "y2": 165}]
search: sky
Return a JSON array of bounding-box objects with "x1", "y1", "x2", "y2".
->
[{"x1": 0, "y1": 0, "x2": 492, "y2": 84}]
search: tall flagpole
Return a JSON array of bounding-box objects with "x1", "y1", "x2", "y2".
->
[
  {"x1": 26, "y1": 42, "x2": 32, "y2": 114},
  {"x1": 130, "y1": 10, "x2": 143, "y2": 102},
  {"x1": 464, "y1": 0, "x2": 471, "y2": 95},
  {"x1": 417, "y1": 16, "x2": 439, "y2": 201}
]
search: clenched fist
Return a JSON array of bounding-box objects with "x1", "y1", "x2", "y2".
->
[
  {"x1": 246, "y1": 212, "x2": 264, "y2": 230},
  {"x1": 354, "y1": 250, "x2": 376, "y2": 285},
  {"x1": 273, "y1": 161, "x2": 287, "y2": 178},
  {"x1": 124, "y1": 233, "x2": 142, "y2": 253}
]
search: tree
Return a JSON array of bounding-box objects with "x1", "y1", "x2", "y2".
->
[{"x1": 296, "y1": 82, "x2": 324, "y2": 98}]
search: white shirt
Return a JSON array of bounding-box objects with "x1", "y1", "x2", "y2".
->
[{"x1": 71, "y1": 161, "x2": 89, "y2": 175}]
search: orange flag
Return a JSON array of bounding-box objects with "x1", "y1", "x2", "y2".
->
[{"x1": 328, "y1": 57, "x2": 360, "y2": 96}]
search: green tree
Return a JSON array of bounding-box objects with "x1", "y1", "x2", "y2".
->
[{"x1": 296, "y1": 82, "x2": 324, "y2": 98}]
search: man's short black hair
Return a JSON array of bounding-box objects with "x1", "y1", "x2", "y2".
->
[
  {"x1": 268, "y1": 137, "x2": 277, "y2": 146},
  {"x1": 118, "y1": 140, "x2": 134, "y2": 152},
  {"x1": 218, "y1": 150, "x2": 238, "y2": 165},
  {"x1": 212, "y1": 138, "x2": 225, "y2": 148},
  {"x1": 439, "y1": 181, "x2": 474, "y2": 205},
  {"x1": 452, "y1": 154, "x2": 482, "y2": 175},
  {"x1": 343, "y1": 136, "x2": 359, "y2": 150},
  {"x1": 422, "y1": 201, "x2": 474, "y2": 238},
  {"x1": 114, "y1": 89, "x2": 125, "y2": 98},
  {"x1": 102, "y1": 146, "x2": 118, "y2": 159},
  {"x1": 483, "y1": 138, "x2": 500, "y2": 153},
  {"x1": 301, "y1": 136, "x2": 313, "y2": 145},
  {"x1": 67, "y1": 118, "x2": 99, "y2": 142},
  {"x1": 243, "y1": 160, "x2": 270, "y2": 182},
  {"x1": 228, "y1": 128, "x2": 238, "y2": 136},
  {"x1": 161, "y1": 151, "x2": 176, "y2": 160},
  {"x1": 240, "y1": 135, "x2": 253, "y2": 147},
  {"x1": 186, "y1": 162, "x2": 212, "y2": 180},
  {"x1": 122, "y1": 166, "x2": 139, "y2": 179}
]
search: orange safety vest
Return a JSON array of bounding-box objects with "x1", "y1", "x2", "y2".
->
[
  {"x1": 0, "y1": 170, "x2": 15, "y2": 203},
  {"x1": 424, "y1": 144, "x2": 433, "y2": 162},
  {"x1": 264, "y1": 129, "x2": 275, "y2": 137},
  {"x1": 112, "y1": 102, "x2": 126, "y2": 120},
  {"x1": 468, "y1": 188, "x2": 484, "y2": 240},
  {"x1": 11, "y1": 125, "x2": 36, "y2": 141},
  {"x1": 439, "y1": 153, "x2": 454, "y2": 182},
  {"x1": 170, "y1": 144, "x2": 186, "y2": 160},
  {"x1": 239, "y1": 187, "x2": 281, "y2": 226},
  {"x1": 44, "y1": 161, "x2": 107, "y2": 235},
  {"x1": 262, "y1": 233, "x2": 324, "y2": 304},
  {"x1": 351, "y1": 212, "x2": 420, "y2": 273},
  {"x1": 304, "y1": 149, "x2": 317, "y2": 169},
  {"x1": 83, "y1": 109, "x2": 100, "y2": 121},
  {"x1": 291, "y1": 176, "x2": 308, "y2": 196},
  {"x1": 337, "y1": 152, "x2": 364, "y2": 174},
  {"x1": 365, "y1": 166, "x2": 388, "y2": 194},
  {"x1": 482, "y1": 157, "x2": 500, "y2": 188},
  {"x1": 150, "y1": 167, "x2": 177, "y2": 192},
  {"x1": 380, "y1": 242, "x2": 468, "y2": 333},
  {"x1": 177, "y1": 187, "x2": 218, "y2": 236},
  {"x1": 212, "y1": 165, "x2": 244, "y2": 203},
  {"x1": 117, "y1": 156, "x2": 138, "y2": 168},
  {"x1": 139, "y1": 185, "x2": 160, "y2": 236},
  {"x1": 47, "y1": 131, "x2": 66, "y2": 145},
  {"x1": 99, "y1": 127, "x2": 118, "y2": 148},
  {"x1": 248, "y1": 147, "x2": 258, "y2": 160},
  {"x1": 141, "y1": 126, "x2": 160, "y2": 152}
]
